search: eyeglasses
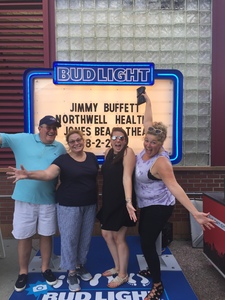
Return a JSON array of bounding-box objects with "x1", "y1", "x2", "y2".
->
[
  {"x1": 68, "y1": 138, "x2": 83, "y2": 145},
  {"x1": 111, "y1": 135, "x2": 125, "y2": 141},
  {"x1": 147, "y1": 127, "x2": 162, "y2": 135},
  {"x1": 41, "y1": 125, "x2": 57, "y2": 131}
]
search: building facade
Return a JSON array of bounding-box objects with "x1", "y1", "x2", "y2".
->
[{"x1": 1, "y1": 0, "x2": 225, "y2": 238}]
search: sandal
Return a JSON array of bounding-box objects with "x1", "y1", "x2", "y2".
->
[
  {"x1": 102, "y1": 268, "x2": 118, "y2": 277},
  {"x1": 107, "y1": 275, "x2": 128, "y2": 288},
  {"x1": 144, "y1": 282, "x2": 164, "y2": 300},
  {"x1": 139, "y1": 268, "x2": 151, "y2": 278}
]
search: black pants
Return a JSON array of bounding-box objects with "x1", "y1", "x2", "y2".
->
[{"x1": 138, "y1": 205, "x2": 174, "y2": 283}]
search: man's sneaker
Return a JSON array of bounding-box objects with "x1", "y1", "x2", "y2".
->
[
  {"x1": 42, "y1": 269, "x2": 58, "y2": 285},
  {"x1": 14, "y1": 274, "x2": 28, "y2": 292},
  {"x1": 67, "y1": 273, "x2": 81, "y2": 292},
  {"x1": 76, "y1": 265, "x2": 92, "y2": 281}
]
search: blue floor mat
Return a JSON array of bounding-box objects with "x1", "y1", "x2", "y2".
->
[{"x1": 9, "y1": 236, "x2": 198, "y2": 300}]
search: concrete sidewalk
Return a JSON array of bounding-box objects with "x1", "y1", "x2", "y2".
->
[
  {"x1": 0, "y1": 239, "x2": 39, "y2": 300},
  {"x1": 169, "y1": 240, "x2": 225, "y2": 300},
  {"x1": 0, "y1": 238, "x2": 224, "y2": 300}
]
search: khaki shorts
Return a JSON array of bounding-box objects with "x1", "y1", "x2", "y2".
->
[{"x1": 12, "y1": 200, "x2": 57, "y2": 239}]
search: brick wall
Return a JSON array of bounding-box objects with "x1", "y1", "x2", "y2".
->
[
  {"x1": 0, "y1": 169, "x2": 14, "y2": 237},
  {"x1": 1, "y1": 167, "x2": 225, "y2": 239},
  {"x1": 169, "y1": 167, "x2": 225, "y2": 239}
]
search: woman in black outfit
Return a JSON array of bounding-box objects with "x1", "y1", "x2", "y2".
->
[{"x1": 97, "y1": 127, "x2": 137, "y2": 288}]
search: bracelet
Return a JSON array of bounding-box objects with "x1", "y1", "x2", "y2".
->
[{"x1": 125, "y1": 199, "x2": 132, "y2": 203}]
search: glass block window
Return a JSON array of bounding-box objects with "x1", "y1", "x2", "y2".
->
[{"x1": 55, "y1": 0, "x2": 212, "y2": 166}]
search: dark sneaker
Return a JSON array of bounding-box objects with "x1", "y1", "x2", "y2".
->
[
  {"x1": 42, "y1": 269, "x2": 58, "y2": 285},
  {"x1": 67, "y1": 273, "x2": 81, "y2": 292},
  {"x1": 76, "y1": 265, "x2": 92, "y2": 281},
  {"x1": 14, "y1": 274, "x2": 28, "y2": 292}
]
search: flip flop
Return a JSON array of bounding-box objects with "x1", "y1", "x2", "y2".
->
[
  {"x1": 102, "y1": 268, "x2": 118, "y2": 277},
  {"x1": 107, "y1": 275, "x2": 129, "y2": 288}
]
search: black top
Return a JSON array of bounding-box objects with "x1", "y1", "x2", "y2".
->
[
  {"x1": 52, "y1": 152, "x2": 99, "y2": 206},
  {"x1": 97, "y1": 151, "x2": 136, "y2": 231},
  {"x1": 147, "y1": 170, "x2": 161, "y2": 181}
]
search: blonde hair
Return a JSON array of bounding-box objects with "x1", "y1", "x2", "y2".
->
[
  {"x1": 66, "y1": 129, "x2": 84, "y2": 143},
  {"x1": 146, "y1": 122, "x2": 167, "y2": 143}
]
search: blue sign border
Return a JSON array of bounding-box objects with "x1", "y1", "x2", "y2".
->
[{"x1": 23, "y1": 63, "x2": 183, "y2": 165}]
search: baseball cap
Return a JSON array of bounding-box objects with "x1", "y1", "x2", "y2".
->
[{"x1": 39, "y1": 115, "x2": 61, "y2": 127}]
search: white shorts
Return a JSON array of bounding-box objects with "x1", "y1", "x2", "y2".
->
[{"x1": 12, "y1": 200, "x2": 57, "y2": 239}]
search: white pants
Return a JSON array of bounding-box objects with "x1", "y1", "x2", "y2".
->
[{"x1": 12, "y1": 200, "x2": 57, "y2": 239}]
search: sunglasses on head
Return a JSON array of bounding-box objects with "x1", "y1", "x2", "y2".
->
[
  {"x1": 111, "y1": 135, "x2": 125, "y2": 141},
  {"x1": 147, "y1": 126, "x2": 162, "y2": 135}
]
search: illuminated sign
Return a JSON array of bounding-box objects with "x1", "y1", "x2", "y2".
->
[
  {"x1": 23, "y1": 62, "x2": 183, "y2": 164},
  {"x1": 53, "y1": 62, "x2": 155, "y2": 85}
]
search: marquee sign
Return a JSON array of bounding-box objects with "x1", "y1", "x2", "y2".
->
[{"x1": 23, "y1": 62, "x2": 183, "y2": 164}]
